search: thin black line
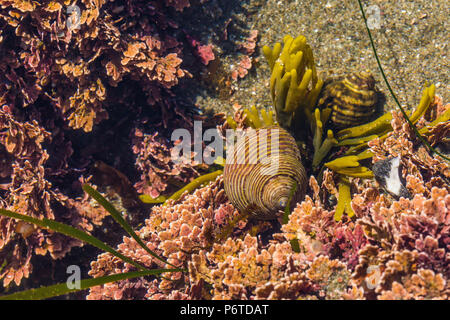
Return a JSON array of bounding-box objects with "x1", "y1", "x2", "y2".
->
[{"x1": 357, "y1": 0, "x2": 449, "y2": 162}]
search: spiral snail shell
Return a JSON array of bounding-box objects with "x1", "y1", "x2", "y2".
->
[
  {"x1": 223, "y1": 125, "x2": 307, "y2": 220},
  {"x1": 318, "y1": 71, "x2": 378, "y2": 130}
]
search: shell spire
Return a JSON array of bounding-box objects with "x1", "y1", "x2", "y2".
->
[{"x1": 318, "y1": 71, "x2": 378, "y2": 130}]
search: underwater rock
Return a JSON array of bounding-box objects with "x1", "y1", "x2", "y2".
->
[{"x1": 372, "y1": 157, "x2": 411, "y2": 199}]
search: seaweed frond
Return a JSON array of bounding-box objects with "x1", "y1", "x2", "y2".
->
[
  {"x1": 244, "y1": 105, "x2": 275, "y2": 129},
  {"x1": 263, "y1": 35, "x2": 323, "y2": 130},
  {"x1": 334, "y1": 177, "x2": 355, "y2": 221},
  {"x1": 325, "y1": 154, "x2": 374, "y2": 179}
]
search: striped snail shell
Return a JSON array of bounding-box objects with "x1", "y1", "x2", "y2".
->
[
  {"x1": 318, "y1": 71, "x2": 378, "y2": 130},
  {"x1": 223, "y1": 125, "x2": 307, "y2": 220}
]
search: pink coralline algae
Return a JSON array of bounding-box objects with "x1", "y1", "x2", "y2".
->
[
  {"x1": 354, "y1": 186, "x2": 449, "y2": 283},
  {"x1": 0, "y1": 0, "x2": 192, "y2": 132},
  {"x1": 131, "y1": 128, "x2": 203, "y2": 199},
  {"x1": 230, "y1": 30, "x2": 259, "y2": 81},
  {"x1": 88, "y1": 177, "x2": 249, "y2": 300},
  {"x1": 87, "y1": 177, "x2": 360, "y2": 300},
  {"x1": 87, "y1": 97, "x2": 449, "y2": 300},
  {"x1": 349, "y1": 99, "x2": 450, "y2": 299},
  {"x1": 231, "y1": 56, "x2": 253, "y2": 81},
  {"x1": 0, "y1": 109, "x2": 108, "y2": 287},
  {"x1": 377, "y1": 269, "x2": 448, "y2": 300},
  {"x1": 0, "y1": 0, "x2": 208, "y2": 290},
  {"x1": 238, "y1": 30, "x2": 259, "y2": 55},
  {"x1": 186, "y1": 34, "x2": 215, "y2": 66},
  {"x1": 0, "y1": 0, "x2": 448, "y2": 299},
  {"x1": 282, "y1": 176, "x2": 368, "y2": 270}
]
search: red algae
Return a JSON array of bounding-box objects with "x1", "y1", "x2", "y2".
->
[
  {"x1": 0, "y1": 0, "x2": 448, "y2": 301},
  {"x1": 0, "y1": 0, "x2": 200, "y2": 289},
  {"x1": 86, "y1": 98, "x2": 449, "y2": 300}
]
